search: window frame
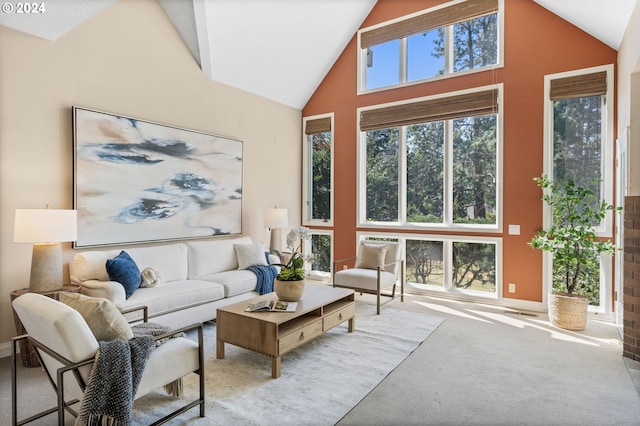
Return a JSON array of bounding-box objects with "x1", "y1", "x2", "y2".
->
[
  {"x1": 302, "y1": 113, "x2": 334, "y2": 227},
  {"x1": 356, "y1": 84, "x2": 504, "y2": 232},
  {"x1": 357, "y1": 0, "x2": 504, "y2": 95},
  {"x1": 542, "y1": 64, "x2": 615, "y2": 317},
  {"x1": 303, "y1": 229, "x2": 333, "y2": 282}
]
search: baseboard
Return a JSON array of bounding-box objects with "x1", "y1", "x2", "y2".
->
[
  {"x1": 0, "y1": 340, "x2": 11, "y2": 359},
  {"x1": 501, "y1": 297, "x2": 545, "y2": 313}
]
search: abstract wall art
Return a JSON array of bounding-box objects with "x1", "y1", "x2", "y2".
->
[{"x1": 73, "y1": 106, "x2": 243, "y2": 247}]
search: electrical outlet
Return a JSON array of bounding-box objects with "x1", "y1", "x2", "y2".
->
[
  {"x1": 508, "y1": 283, "x2": 516, "y2": 293},
  {"x1": 342, "y1": 265, "x2": 348, "y2": 270}
]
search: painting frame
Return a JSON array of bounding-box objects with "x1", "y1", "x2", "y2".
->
[{"x1": 72, "y1": 106, "x2": 243, "y2": 248}]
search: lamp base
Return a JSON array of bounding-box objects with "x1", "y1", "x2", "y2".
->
[
  {"x1": 29, "y1": 243, "x2": 63, "y2": 293},
  {"x1": 270, "y1": 227, "x2": 283, "y2": 253}
]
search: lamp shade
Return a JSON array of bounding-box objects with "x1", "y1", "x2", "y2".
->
[
  {"x1": 264, "y1": 208, "x2": 289, "y2": 229},
  {"x1": 14, "y1": 209, "x2": 78, "y2": 243}
]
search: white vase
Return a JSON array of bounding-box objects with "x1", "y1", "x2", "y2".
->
[{"x1": 274, "y1": 278, "x2": 305, "y2": 302}]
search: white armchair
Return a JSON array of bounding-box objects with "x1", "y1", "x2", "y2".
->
[
  {"x1": 11, "y1": 292, "x2": 205, "y2": 425},
  {"x1": 333, "y1": 241, "x2": 404, "y2": 314}
]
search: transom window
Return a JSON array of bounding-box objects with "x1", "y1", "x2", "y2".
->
[
  {"x1": 358, "y1": 86, "x2": 502, "y2": 231},
  {"x1": 359, "y1": 0, "x2": 501, "y2": 92}
]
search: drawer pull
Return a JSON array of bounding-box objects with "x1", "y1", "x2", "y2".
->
[
  {"x1": 299, "y1": 332, "x2": 305, "y2": 341},
  {"x1": 339, "y1": 313, "x2": 343, "y2": 320}
]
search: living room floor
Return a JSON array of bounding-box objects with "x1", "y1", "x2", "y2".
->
[
  {"x1": 338, "y1": 292, "x2": 640, "y2": 426},
  {"x1": 1, "y1": 290, "x2": 639, "y2": 425}
]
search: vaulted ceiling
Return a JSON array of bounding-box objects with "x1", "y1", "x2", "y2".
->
[{"x1": 0, "y1": 0, "x2": 636, "y2": 109}]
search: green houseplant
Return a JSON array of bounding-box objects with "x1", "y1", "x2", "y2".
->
[
  {"x1": 271, "y1": 226, "x2": 312, "y2": 301},
  {"x1": 529, "y1": 174, "x2": 620, "y2": 330}
]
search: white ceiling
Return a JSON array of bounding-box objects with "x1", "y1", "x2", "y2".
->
[{"x1": 0, "y1": 0, "x2": 636, "y2": 109}]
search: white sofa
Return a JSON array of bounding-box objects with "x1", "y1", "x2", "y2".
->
[{"x1": 69, "y1": 236, "x2": 277, "y2": 329}]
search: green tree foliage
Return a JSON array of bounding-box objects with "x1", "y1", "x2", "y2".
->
[
  {"x1": 311, "y1": 234, "x2": 331, "y2": 273},
  {"x1": 553, "y1": 96, "x2": 602, "y2": 198},
  {"x1": 366, "y1": 128, "x2": 399, "y2": 221},
  {"x1": 406, "y1": 240, "x2": 443, "y2": 284},
  {"x1": 432, "y1": 13, "x2": 498, "y2": 72},
  {"x1": 452, "y1": 242, "x2": 496, "y2": 291},
  {"x1": 453, "y1": 115, "x2": 497, "y2": 223},
  {"x1": 407, "y1": 122, "x2": 444, "y2": 222},
  {"x1": 311, "y1": 132, "x2": 331, "y2": 221}
]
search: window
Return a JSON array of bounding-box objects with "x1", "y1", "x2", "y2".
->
[
  {"x1": 362, "y1": 232, "x2": 501, "y2": 298},
  {"x1": 543, "y1": 65, "x2": 614, "y2": 311},
  {"x1": 359, "y1": 0, "x2": 501, "y2": 92},
  {"x1": 302, "y1": 114, "x2": 333, "y2": 226},
  {"x1": 303, "y1": 229, "x2": 333, "y2": 282},
  {"x1": 358, "y1": 86, "x2": 501, "y2": 230}
]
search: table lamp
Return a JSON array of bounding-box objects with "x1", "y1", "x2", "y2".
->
[
  {"x1": 264, "y1": 207, "x2": 288, "y2": 253},
  {"x1": 13, "y1": 208, "x2": 78, "y2": 293}
]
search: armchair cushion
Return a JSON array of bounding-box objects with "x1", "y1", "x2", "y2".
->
[
  {"x1": 334, "y1": 268, "x2": 397, "y2": 291},
  {"x1": 106, "y1": 251, "x2": 142, "y2": 298},
  {"x1": 356, "y1": 243, "x2": 389, "y2": 270},
  {"x1": 59, "y1": 292, "x2": 134, "y2": 341}
]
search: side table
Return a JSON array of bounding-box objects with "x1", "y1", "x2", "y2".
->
[{"x1": 10, "y1": 285, "x2": 81, "y2": 368}]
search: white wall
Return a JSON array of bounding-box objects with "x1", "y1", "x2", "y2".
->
[
  {"x1": 0, "y1": 0, "x2": 302, "y2": 350},
  {"x1": 618, "y1": 1, "x2": 640, "y2": 195}
]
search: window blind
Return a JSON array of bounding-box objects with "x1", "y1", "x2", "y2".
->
[
  {"x1": 361, "y1": 0, "x2": 499, "y2": 49},
  {"x1": 549, "y1": 71, "x2": 607, "y2": 100},
  {"x1": 360, "y1": 89, "x2": 498, "y2": 131},
  {"x1": 304, "y1": 117, "x2": 332, "y2": 135}
]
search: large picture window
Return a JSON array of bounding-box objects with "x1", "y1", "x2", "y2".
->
[
  {"x1": 358, "y1": 86, "x2": 501, "y2": 230},
  {"x1": 302, "y1": 114, "x2": 333, "y2": 226},
  {"x1": 359, "y1": 0, "x2": 501, "y2": 92},
  {"x1": 543, "y1": 65, "x2": 614, "y2": 312}
]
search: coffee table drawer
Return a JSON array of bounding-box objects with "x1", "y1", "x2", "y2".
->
[
  {"x1": 279, "y1": 319, "x2": 323, "y2": 354},
  {"x1": 324, "y1": 303, "x2": 355, "y2": 331}
]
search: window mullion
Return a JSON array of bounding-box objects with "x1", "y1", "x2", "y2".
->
[
  {"x1": 399, "y1": 126, "x2": 407, "y2": 224},
  {"x1": 445, "y1": 25, "x2": 453, "y2": 74},
  {"x1": 444, "y1": 120, "x2": 453, "y2": 226},
  {"x1": 443, "y1": 239, "x2": 453, "y2": 290},
  {"x1": 399, "y1": 38, "x2": 407, "y2": 84}
]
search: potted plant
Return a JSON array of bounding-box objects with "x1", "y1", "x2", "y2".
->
[
  {"x1": 271, "y1": 226, "x2": 312, "y2": 301},
  {"x1": 529, "y1": 174, "x2": 620, "y2": 330}
]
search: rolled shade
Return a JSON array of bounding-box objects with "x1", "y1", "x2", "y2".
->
[
  {"x1": 549, "y1": 71, "x2": 607, "y2": 101},
  {"x1": 360, "y1": 89, "x2": 498, "y2": 131},
  {"x1": 361, "y1": 0, "x2": 499, "y2": 49},
  {"x1": 304, "y1": 117, "x2": 331, "y2": 135}
]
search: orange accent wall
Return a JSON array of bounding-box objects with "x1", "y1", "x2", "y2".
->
[{"x1": 302, "y1": 0, "x2": 617, "y2": 303}]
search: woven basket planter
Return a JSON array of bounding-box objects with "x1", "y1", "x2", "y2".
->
[{"x1": 548, "y1": 292, "x2": 588, "y2": 331}]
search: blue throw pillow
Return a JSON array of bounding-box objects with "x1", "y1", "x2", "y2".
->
[{"x1": 106, "y1": 251, "x2": 141, "y2": 299}]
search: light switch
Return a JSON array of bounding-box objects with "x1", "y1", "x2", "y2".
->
[{"x1": 508, "y1": 224, "x2": 520, "y2": 235}]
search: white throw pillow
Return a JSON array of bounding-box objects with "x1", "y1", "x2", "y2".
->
[
  {"x1": 234, "y1": 242, "x2": 268, "y2": 270},
  {"x1": 356, "y1": 243, "x2": 388, "y2": 271}
]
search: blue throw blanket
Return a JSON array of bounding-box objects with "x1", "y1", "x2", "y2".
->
[{"x1": 249, "y1": 264, "x2": 278, "y2": 295}]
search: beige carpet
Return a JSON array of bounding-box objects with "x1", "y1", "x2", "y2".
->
[{"x1": 130, "y1": 302, "x2": 443, "y2": 425}]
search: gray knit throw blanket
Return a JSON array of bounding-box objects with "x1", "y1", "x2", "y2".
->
[
  {"x1": 75, "y1": 335, "x2": 154, "y2": 426},
  {"x1": 76, "y1": 323, "x2": 183, "y2": 426}
]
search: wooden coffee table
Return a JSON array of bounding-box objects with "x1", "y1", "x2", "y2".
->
[{"x1": 216, "y1": 283, "x2": 355, "y2": 378}]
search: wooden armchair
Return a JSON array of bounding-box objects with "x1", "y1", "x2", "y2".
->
[
  {"x1": 11, "y1": 292, "x2": 205, "y2": 425},
  {"x1": 333, "y1": 241, "x2": 404, "y2": 314}
]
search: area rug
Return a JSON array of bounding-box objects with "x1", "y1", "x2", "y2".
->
[{"x1": 132, "y1": 303, "x2": 444, "y2": 425}]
